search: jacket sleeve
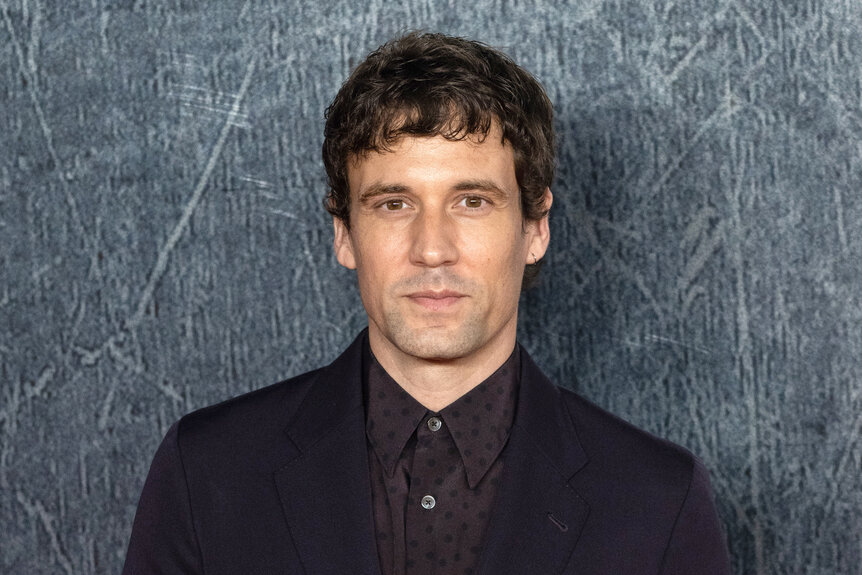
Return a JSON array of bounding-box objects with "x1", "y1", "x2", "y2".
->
[
  {"x1": 122, "y1": 421, "x2": 204, "y2": 574},
  {"x1": 659, "y1": 458, "x2": 732, "y2": 575}
]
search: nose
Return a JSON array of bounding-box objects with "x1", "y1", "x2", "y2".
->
[{"x1": 408, "y1": 208, "x2": 459, "y2": 268}]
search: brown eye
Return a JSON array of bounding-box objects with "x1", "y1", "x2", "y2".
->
[
  {"x1": 464, "y1": 197, "x2": 484, "y2": 209},
  {"x1": 385, "y1": 200, "x2": 403, "y2": 210}
]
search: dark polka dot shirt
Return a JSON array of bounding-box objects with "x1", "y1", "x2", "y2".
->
[{"x1": 363, "y1": 342, "x2": 520, "y2": 575}]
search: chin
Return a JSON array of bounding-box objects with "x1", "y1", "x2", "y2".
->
[{"x1": 387, "y1": 322, "x2": 486, "y2": 361}]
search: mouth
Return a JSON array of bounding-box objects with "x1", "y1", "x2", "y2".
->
[{"x1": 405, "y1": 290, "x2": 466, "y2": 311}]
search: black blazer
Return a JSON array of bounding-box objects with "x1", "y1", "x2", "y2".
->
[{"x1": 123, "y1": 331, "x2": 731, "y2": 574}]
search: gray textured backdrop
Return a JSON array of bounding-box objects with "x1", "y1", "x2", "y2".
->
[{"x1": 1, "y1": 0, "x2": 860, "y2": 573}]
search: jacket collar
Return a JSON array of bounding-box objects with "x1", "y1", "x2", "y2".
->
[
  {"x1": 281, "y1": 331, "x2": 368, "y2": 453},
  {"x1": 510, "y1": 344, "x2": 589, "y2": 482},
  {"x1": 274, "y1": 330, "x2": 382, "y2": 575},
  {"x1": 477, "y1": 345, "x2": 590, "y2": 574}
]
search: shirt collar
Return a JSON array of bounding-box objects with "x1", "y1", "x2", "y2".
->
[
  {"x1": 363, "y1": 344, "x2": 427, "y2": 477},
  {"x1": 363, "y1": 340, "x2": 520, "y2": 488},
  {"x1": 440, "y1": 349, "x2": 519, "y2": 487}
]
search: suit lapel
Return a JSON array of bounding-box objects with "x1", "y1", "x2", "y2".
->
[
  {"x1": 478, "y1": 347, "x2": 591, "y2": 575},
  {"x1": 273, "y1": 333, "x2": 382, "y2": 575}
]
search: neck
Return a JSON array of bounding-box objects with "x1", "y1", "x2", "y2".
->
[{"x1": 367, "y1": 323, "x2": 517, "y2": 412}]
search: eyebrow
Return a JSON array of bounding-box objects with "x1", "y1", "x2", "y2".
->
[
  {"x1": 357, "y1": 183, "x2": 410, "y2": 206},
  {"x1": 357, "y1": 179, "x2": 512, "y2": 206}
]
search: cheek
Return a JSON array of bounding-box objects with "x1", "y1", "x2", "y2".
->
[
  {"x1": 473, "y1": 227, "x2": 526, "y2": 266},
  {"x1": 352, "y1": 235, "x2": 397, "y2": 290},
  {"x1": 473, "y1": 244, "x2": 527, "y2": 299},
  {"x1": 354, "y1": 266, "x2": 387, "y2": 317}
]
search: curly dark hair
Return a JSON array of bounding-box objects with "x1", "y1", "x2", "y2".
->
[{"x1": 322, "y1": 31, "x2": 555, "y2": 287}]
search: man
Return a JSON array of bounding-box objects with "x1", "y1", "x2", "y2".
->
[{"x1": 123, "y1": 32, "x2": 731, "y2": 574}]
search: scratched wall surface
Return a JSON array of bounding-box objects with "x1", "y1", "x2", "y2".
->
[{"x1": 1, "y1": 0, "x2": 860, "y2": 573}]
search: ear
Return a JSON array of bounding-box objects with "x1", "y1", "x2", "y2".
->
[
  {"x1": 333, "y1": 217, "x2": 357, "y2": 270},
  {"x1": 525, "y1": 188, "x2": 553, "y2": 263}
]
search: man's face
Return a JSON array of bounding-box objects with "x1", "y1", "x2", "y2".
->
[{"x1": 333, "y1": 124, "x2": 551, "y2": 364}]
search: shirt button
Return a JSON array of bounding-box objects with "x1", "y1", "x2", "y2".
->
[
  {"x1": 427, "y1": 417, "x2": 442, "y2": 432},
  {"x1": 421, "y1": 495, "x2": 436, "y2": 510}
]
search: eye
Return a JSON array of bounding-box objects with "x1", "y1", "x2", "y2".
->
[
  {"x1": 460, "y1": 196, "x2": 489, "y2": 210},
  {"x1": 383, "y1": 199, "x2": 405, "y2": 210}
]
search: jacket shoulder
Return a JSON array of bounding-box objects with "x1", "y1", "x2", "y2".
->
[
  {"x1": 556, "y1": 388, "x2": 730, "y2": 572},
  {"x1": 124, "y1": 365, "x2": 334, "y2": 574},
  {"x1": 559, "y1": 386, "x2": 701, "y2": 494},
  {"x1": 172, "y1": 365, "x2": 324, "y2": 466},
  {"x1": 171, "y1": 330, "x2": 368, "y2": 470}
]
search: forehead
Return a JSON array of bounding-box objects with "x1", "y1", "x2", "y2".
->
[{"x1": 347, "y1": 127, "x2": 517, "y2": 197}]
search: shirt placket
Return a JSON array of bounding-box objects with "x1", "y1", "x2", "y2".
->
[{"x1": 405, "y1": 414, "x2": 457, "y2": 574}]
